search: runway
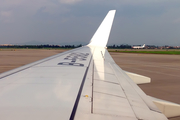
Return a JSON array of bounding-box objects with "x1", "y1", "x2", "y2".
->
[{"x1": 0, "y1": 49, "x2": 180, "y2": 120}]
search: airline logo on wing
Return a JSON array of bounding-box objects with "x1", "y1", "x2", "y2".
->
[{"x1": 58, "y1": 52, "x2": 89, "y2": 67}]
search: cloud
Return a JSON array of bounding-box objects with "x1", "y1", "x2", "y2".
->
[
  {"x1": 173, "y1": 18, "x2": 180, "y2": 24},
  {"x1": 0, "y1": 0, "x2": 23, "y2": 7},
  {"x1": 0, "y1": 0, "x2": 180, "y2": 45},
  {"x1": 0, "y1": 11, "x2": 13, "y2": 23},
  {"x1": 1, "y1": 11, "x2": 12, "y2": 17},
  {"x1": 59, "y1": 0, "x2": 83, "y2": 4}
]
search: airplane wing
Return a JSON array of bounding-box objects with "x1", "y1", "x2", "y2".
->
[{"x1": 0, "y1": 10, "x2": 170, "y2": 120}]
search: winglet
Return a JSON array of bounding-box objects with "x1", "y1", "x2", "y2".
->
[{"x1": 88, "y1": 10, "x2": 116, "y2": 47}]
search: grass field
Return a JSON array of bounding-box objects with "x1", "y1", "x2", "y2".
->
[
  {"x1": 1, "y1": 48, "x2": 180, "y2": 55},
  {"x1": 108, "y1": 49, "x2": 180, "y2": 55}
]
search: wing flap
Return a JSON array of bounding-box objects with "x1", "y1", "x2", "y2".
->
[
  {"x1": 93, "y1": 92, "x2": 136, "y2": 118},
  {"x1": 149, "y1": 96, "x2": 180, "y2": 118},
  {"x1": 124, "y1": 71, "x2": 151, "y2": 84}
]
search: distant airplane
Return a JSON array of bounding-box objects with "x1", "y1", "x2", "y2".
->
[
  {"x1": 0, "y1": 10, "x2": 180, "y2": 120},
  {"x1": 132, "y1": 44, "x2": 145, "y2": 49}
]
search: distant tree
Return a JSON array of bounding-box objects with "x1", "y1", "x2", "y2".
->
[{"x1": 107, "y1": 44, "x2": 131, "y2": 49}]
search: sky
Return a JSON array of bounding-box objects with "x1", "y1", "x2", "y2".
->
[{"x1": 0, "y1": 0, "x2": 180, "y2": 46}]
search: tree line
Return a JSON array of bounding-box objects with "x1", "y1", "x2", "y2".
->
[
  {"x1": 0, "y1": 44, "x2": 179, "y2": 49},
  {"x1": 0, "y1": 44, "x2": 83, "y2": 49},
  {"x1": 0, "y1": 44, "x2": 132, "y2": 49}
]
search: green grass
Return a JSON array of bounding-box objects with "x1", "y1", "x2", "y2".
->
[
  {"x1": 109, "y1": 50, "x2": 180, "y2": 55},
  {"x1": 1, "y1": 47, "x2": 180, "y2": 55}
]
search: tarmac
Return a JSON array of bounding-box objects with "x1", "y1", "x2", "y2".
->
[{"x1": 0, "y1": 49, "x2": 180, "y2": 120}]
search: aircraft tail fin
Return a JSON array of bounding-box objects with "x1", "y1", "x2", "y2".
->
[{"x1": 88, "y1": 10, "x2": 116, "y2": 47}]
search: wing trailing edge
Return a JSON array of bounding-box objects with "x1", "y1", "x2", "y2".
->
[{"x1": 88, "y1": 10, "x2": 116, "y2": 47}]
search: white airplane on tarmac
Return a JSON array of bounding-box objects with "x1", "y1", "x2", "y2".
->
[
  {"x1": 132, "y1": 44, "x2": 146, "y2": 49},
  {"x1": 0, "y1": 10, "x2": 180, "y2": 120}
]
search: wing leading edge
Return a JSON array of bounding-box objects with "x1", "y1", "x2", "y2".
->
[{"x1": 0, "y1": 10, "x2": 172, "y2": 120}]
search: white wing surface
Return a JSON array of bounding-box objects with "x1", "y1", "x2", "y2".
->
[
  {"x1": 88, "y1": 10, "x2": 116, "y2": 47},
  {"x1": 0, "y1": 10, "x2": 168, "y2": 120}
]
